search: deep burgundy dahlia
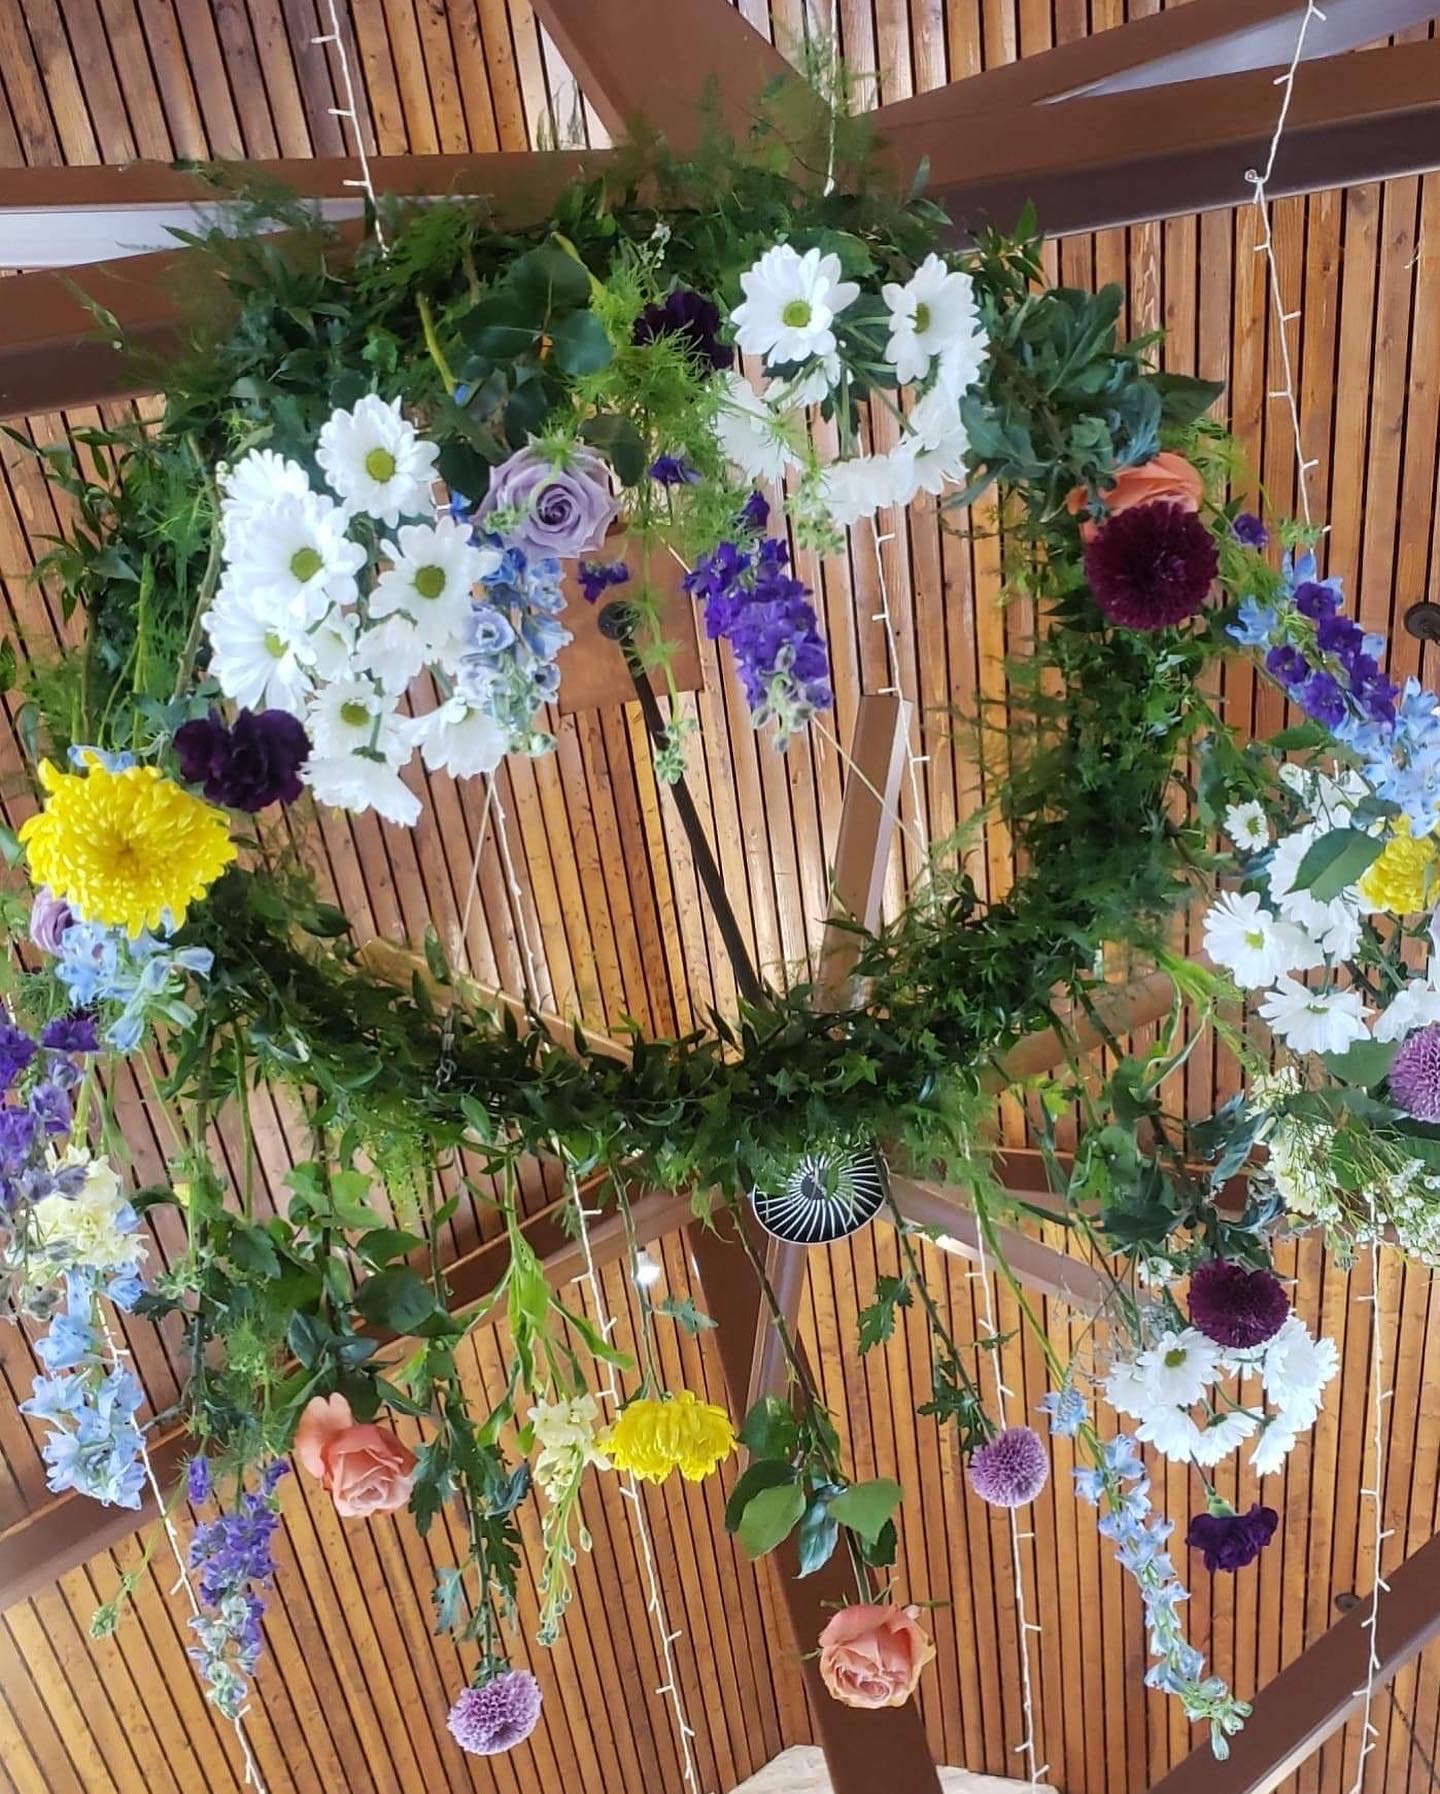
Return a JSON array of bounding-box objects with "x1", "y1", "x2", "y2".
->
[
  {"x1": 1188, "y1": 1259, "x2": 1289, "y2": 1350},
  {"x1": 1186, "y1": 1503, "x2": 1278, "y2": 1573},
  {"x1": 1084, "y1": 499, "x2": 1219, "y2": 630},
  {"x1": 1389, "y1": 1023, "x2": 1440, "y2": 1123}
]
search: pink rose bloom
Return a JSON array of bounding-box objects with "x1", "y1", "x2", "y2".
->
[
  {"x1": 817, "y1": 1603, "x2": 936, "y2": 1709},
  {"x1": 1065, "y1": 451, "x2": 1205, "y2": 542},
  {"x1": 294, "y1": 1393, "x2": 417, "y2": 1517}
]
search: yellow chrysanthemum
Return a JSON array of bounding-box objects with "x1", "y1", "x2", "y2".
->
[
  {"x1": 603, "y1": 1391, "x2": 737, "y2": 1485},
  {"x1": 20, "y1": 758, "x2": 235, "y2": 938},
  {"x1": 1358, "y1": 817, "x2": 1437, "y2": 916}
]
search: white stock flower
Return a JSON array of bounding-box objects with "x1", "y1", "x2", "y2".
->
[
  {"x1": 371, "y1": 518, "x2": 489, "y2": 658},
  {"x1": 202, "y1": 588, "x2": 315, "y2": 715},
  {"x1": 224, "y1": 490, "x2": 366, "y2": 620},
  {"x1": 882, "y1": 254, "x2": 984, "y2": 386},
  {"x1": 1201, "y1": 890, "x2": 1322, "y2": 989},
  {"x1": 713, "y1": 372, "x2": 801, "y2": 482},
  {"x1": 1258, "y1": 976, "x2": 1369, "y2": 1056},
  {"x1": 400, "y1": 697, "x2": 507, "y2": 778},
  {"x1": 219, "y1": 450, "x2": 310, "y2": 532},
  {"x1": 307, "y1": 677, "x2": 406, "y2": 762},
  {"x1": 1268, "y1": 825, "x2": 1364, "y2": 958},
  {"x1": 1135, "y1": 1328, "x2": 1221, "y2": 1407},
  {"x1": 316, "y1": 394, "x2": 439, "y2": 526},
  {"x1": 730, "y1": 244, "x2": 859, "y2": 365},
  {"x1": 303, "y1": 750, "x2": 420, "y2": 827},
  {"x1": 30, "y1": 1151, "x2": 145, "y2": 1276},
  {"x1": 1223, "y1": 800, "x2": 1270, "y2": 852}
]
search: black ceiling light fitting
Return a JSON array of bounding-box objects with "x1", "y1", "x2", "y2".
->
[
  {"x1": 750, "y1": 1146, "x2": 885, "y2": 1245},
  {"x1": 1404, "y1": 600, "x2": 1440, "y2": 643}
]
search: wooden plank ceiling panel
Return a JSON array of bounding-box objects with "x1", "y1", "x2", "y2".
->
[{"x1": 4, "y1": 1, "x2": 1440, "y2": 1791}]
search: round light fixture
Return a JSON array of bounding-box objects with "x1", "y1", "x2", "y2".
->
[{"x1": 749, "y1": 1147, "x2": 884, "y2": 1245}]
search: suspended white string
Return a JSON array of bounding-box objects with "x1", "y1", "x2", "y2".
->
[
  {"x1": 1349, "y1": 1223, "x2": 1393, "y2": 1793},
  {"x1": 563, "y1": 1159, "x2": 707, "y2": 1794},
  {"x1": 968, "y1": 1225, "x2": 1048, "y2": 1788},
  {"x1": 99, "y1": 1316, "x2": 269, "y2": 1793},
  {"x1": 313, "y1": 2, "x2": 389, "y2": 252},
  {"x1": 1243, "y1": 1, "x2": 1325, "y2": 525},
  {"x1": 871, "y1": 521, "x2": 931, "y2": 857},
  {"x1": 488, "y1": 776, "x2": 547, "y2": 1011}
]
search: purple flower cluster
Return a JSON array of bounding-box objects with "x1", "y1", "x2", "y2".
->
[
  {"x1": 967, "y1": 1425, "x2": 1049, "y2": 1507},
  {"x1": 1186, "y1": 1502, "x2": 1278, "y2": 1573},
  {"x1": 174, "y1": 708, "x2": 310, "y2": 812},
  {"x1": 447, "y1": 1669, "x2": 543, "y2": 1756},
  {"x1": 1389, "y1": 1023, "x2": 1440, "y2": 1122},
  {"x1": 633, "y1": 288, "x2": 730, "y2": 373},
  {"x1": 187, "y1": 1463, "x2": 289, "y2": 1720},
  {"x1": 0, "y1": 1019, "x2": 98, "y2": 1212},
  {"x1": 52, "y1": 921, "x2": 213, "y2": 1055},
  {"x1": 454, "y1": 538, "x2": 573, "y2": 753},
  {"x1": 683, "y1": 525, "x2": 832, "y2": 747},
  {"x1": 1232, "y1": 512, "x2": 1269, "y2": 549},
  {"x1": 577, "y1": 559, "x2": 630, "y2": 605}
]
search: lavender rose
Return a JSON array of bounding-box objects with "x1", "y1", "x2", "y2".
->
[
  {"x1": 478, "y1": 445, "x2": 618, "y2": 560},
  {"x1": 29, "y1": 888, "x2": 74, "y2": 955}
]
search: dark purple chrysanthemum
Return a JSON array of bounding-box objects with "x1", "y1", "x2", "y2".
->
[
  {"x1": 175, "y1": 709, "x2": 310, "y2": 812},
  {"x1": 1232, "y1": 512, "x2": 1268, "y2": 549},
  {"x1": 633, "y1": 288, "x2": 730, "y2": 372},
  {"x1": 967, "y1": 1425, "x2": 1050, "y2": 1508},
  {"x1": 1186, "y1": 1502, "x2": 1278, "y2": 1573},
  {"x1": 1389, "y1": 1023, "x2": 1440, "y2": 1122},
  {"x1": 1084, "y1": 500, "x2": 1219, "y2": 630},
  {"x1": 650, "y1": 455, "x2": 701, "y2": 486},
  {"x1": 577, "y1": 560, "x2": 630, "y2": 605},
  {"x1": 40, "y1": 1014, "x2": 99, "y2": 1056},
  {"x1": 1189, "y1": 1259, "x2": 1289, "y2": 1350},
  {"x1": 447, "y1": 1670, "x2": 543, "y2": 1756},
  {"x1": 0, "y1": 1022, "x2": 37, "y2": 1094}
]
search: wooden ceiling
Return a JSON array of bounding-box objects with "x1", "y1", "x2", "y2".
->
[{"x1": 4, "y1": 2, "x2": 1440, "y2": 1792}]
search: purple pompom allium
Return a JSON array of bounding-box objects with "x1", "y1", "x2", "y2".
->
[
  {"x1": 447, "y1": 1670, "x2": 543, "y2": 1756},
  {"x1": 1389, "y1": 1023, "x2": 1440, "y2": 1122},
  {"x1": 967, "y1": 1425, "x2": 1050, "y2": 1509},
  {"x1": 29, "y1": 888, "x2": 74, "y2": 956},
  {"x1": 175, "y1": 709, "x2": 310, "y2": 812},
  {"x1": 478, "y1": 444, "x2": 618, "y2": 561},
  {"x1": 1084, "y1": 500, "x2": 1219, "y2": 631},
  {"x1": 1188, "y1": 1259, "x2": 1289, "y2": 1350},
  {"x1": 1186, "y1": 1502, "x2": 1278, "y2": 1573}
]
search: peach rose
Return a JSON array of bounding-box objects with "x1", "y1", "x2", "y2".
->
[
  {"x1": 294, "y1": 1392, "x2": 417, "y2": 1518},
  {"x1": 817, "y1": 1603, "x2": 936, "y2": 1709},
  {"x1": 1066, "y1": 451, "x2": 1205, "y2": 542}
]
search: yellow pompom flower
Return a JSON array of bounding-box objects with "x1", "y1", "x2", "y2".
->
[
  {"x1": 603, "y1": 1391, "x2": 737, "y2": 1484},
  {"x1": 20, "y1": 758, "x2": 236, "y2": 937},
  {"x1": 1358, "y1": 817, "x2": 1437, "y2": 916}
]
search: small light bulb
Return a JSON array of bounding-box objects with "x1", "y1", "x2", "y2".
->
[{"x1": 633, "y1": 1250, "x2": 663, "y2": 1288}]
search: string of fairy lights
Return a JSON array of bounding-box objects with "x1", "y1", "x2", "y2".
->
[{"x1": 1243, "y1": 7, "x2": 1394, "y2": 1784}]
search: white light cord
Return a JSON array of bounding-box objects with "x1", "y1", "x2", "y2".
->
[
  {"x1": 99, "y1": 1316, "x2": 269, "y2": 1793},
  {"x1": 969, "y1": 1226, "x2": 1048, "y2": 1788},
  {"x1": 489, "y1": 776, "x2": 548, "y2": 1011},
  {"x1": 871, "y1": 521, "x2": 930, "y2": 857},
  {"x1": 564, "y1": 1161, "x2": 707, "y2": 1794},
  {"x1": 1349, "y1": 1226, "x2": 1392, "y2": 1792},
  {"x1": 313, "y1": 3, "x2": 389, "y2": 253}
]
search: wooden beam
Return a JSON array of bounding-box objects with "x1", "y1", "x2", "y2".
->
[
  {"x1": 690, "y1": 1205, "x2": 944, "y2": 1794},
  {"x1": 877, "y1": 40, "x2": 1440, "y2": 239},
  {"x1": 746, "y1": 693, "x2": 910, "y2": 1413},
  {"x1": 531, "y1": 0, "x2": 792, "y2": 145},
  {"x1": 0, "y1": 1183, "x2": 682, "y2": 1613},
  {"x1": 1148, "y1": 1530, "x2": 1440, "y2": 1794}
]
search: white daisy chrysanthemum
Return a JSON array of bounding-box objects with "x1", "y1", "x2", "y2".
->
[
  {"x1": 296, "y1": 609, "x2": 359, "y2": 682},
  {"x1": 1267, "y1": 825, "x2": 1364, "y2": 958},
  {"x1": 306, "y1": 676, "x2": 406, "y2": 762},
  {"x1": 1103, "y1": 1358, "x2": 1150, "y2": 1420},
  {"x1": 1187, "y1": 1408, "x2": 1259, "y2": 1468},
  {"x1": 400, "y1": 697, "x2": 507, "y2": 778},
  {"x1": 882, "y1": 253, "x2": 985, "y2": 386},
  {"x1": 223, "y1": 490, "x2": 366, "y2": 621},
  {"x1": 1257, "y1": 975, "x2": 1370, "y2": 1057},
  {"x1": 30, "y1": 1150, "x2": 145, "y2": 1276},
  {"x1": 1223, "y1": 800, "x2": 1270, "y2": 852},
  {"x1": 353, "y1": 612, "x2": 432, "y2": 695},
  {"x1": 906, "y1": 422, "x2": 970, "y2": 497},
  {"x1": 1135, "y1": 1327, "x2": 1221, "y2": 1407},
  {"x1": 303, "y1": 750, "x2": 420, "y2": 827},
  {"x1": 817, "y1": 455, "x2": 898, "y2": 530},
  {"x1": 1201, "y1": 889, "x2": 1322, "y2": 989},
  {"x1": 1373, "y1": 973, "x2": 1440, "y2": 1043},
  {"x1": 713, "y1": 372, "x2": 801, "y2": 483},
  {"x1": 1249, "y1": 1414, "x2": 1302, "y2": 1478},
  {"x1": 1261, "y1": 1314, "x2": 1340, "y2": 1411},
  {"x1": 1134, "y1": 1405, "x2": 1203, "y2": 1463},
  {"x1": 202, "y1": 589, "x2": 315, "y2": 715},
  {"x1": 370, "y1": 518, "x2": 491, "y2": 657},
  {"x1": 316, "y1": 394, "x2": 440, "y2": 526},
  {"x1": 730, "y1": 244, "x2": 859, "y2": 365},
  {"x1": 769, "y1": 352, "x2": 842, "y2": 409},
  {"x1": 219, "y1": 449, "x2": 311, "y2": 532}
]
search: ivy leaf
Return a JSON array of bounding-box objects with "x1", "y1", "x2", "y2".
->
[
  {"x1": 1289, "y1": 827, "x2": 1382, "y2": 902},
  {"x1": 857, "y1": 1517, "x2": 898, "y2": 1569},
  {"x1": 652, "y1": 1296, "x2": 716, "y2": 1334},
  {"x1": 724, "y1": 1459, "x2": 796, "y2": 1534},
  {"x1": 357, "y1": 1227, "x2": 426, "y2": 1267},
  {"x1": 826, "y1": 1478, "x2": 902, "y2": 1545},
  {"x1": 737, "y1": 1482, "x2": 807, "y2": 1558},
  {"x1": 227, "y1": 1223, "x2": 280, "y2": 1279},
  {"x1": 858, "y1": 1274, "x2": 911, "y2": 1352},
  {"x1": 1148, "y1": 370, "x2": 1224, "y2": 427}
]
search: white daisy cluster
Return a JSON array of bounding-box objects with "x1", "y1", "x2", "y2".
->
[
  {"x1": 204, "y1": 397, "x2": 509, "y2": 827},
  {"x1": 1105, "y1": 1316, "x2": 1337, "y2": 1477},
  {"x1": 720, "y1": 244, "x2": 987, "y2": 536}
]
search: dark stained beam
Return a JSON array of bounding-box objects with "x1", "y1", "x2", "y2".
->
[
  {"x1": 690, "y1": 1204, "x2": 944, "y2": 1794},
  {"x1": 878, "y1": 39, "x2": 1440, "y2": 239},
  {"x1": 0, "y1": 1184, "x2": 681, "y2": 1613},
  {"x1": 531, "y1": 0, "x2": 792, "y2": 145},
  {"x1": 1148, "y1": 1530, "x2": 1440, "y2": 1794}
]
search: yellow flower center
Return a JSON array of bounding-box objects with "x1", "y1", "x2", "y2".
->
[
  {"x1": 263, "y1": 630, "x2": 288, "y2": 659},
  {"x1": 913, "y1": 301, "x2": 931, "y2": 333},
  {"x1": 339, "y1": 701, "x2": 371, "y2": 728},
  {"x1": 781, "y1": 298, "x2": 812, "y2": 329},
  {"x1": 412, "y1": 564, "x2": 446, "y2": 601},
  {"x1": 289, "y1": 545, "x2": 323, "y2": 583},
  {"x1": 364, "y1": 446, "x2": 397, "y2": 482}
]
